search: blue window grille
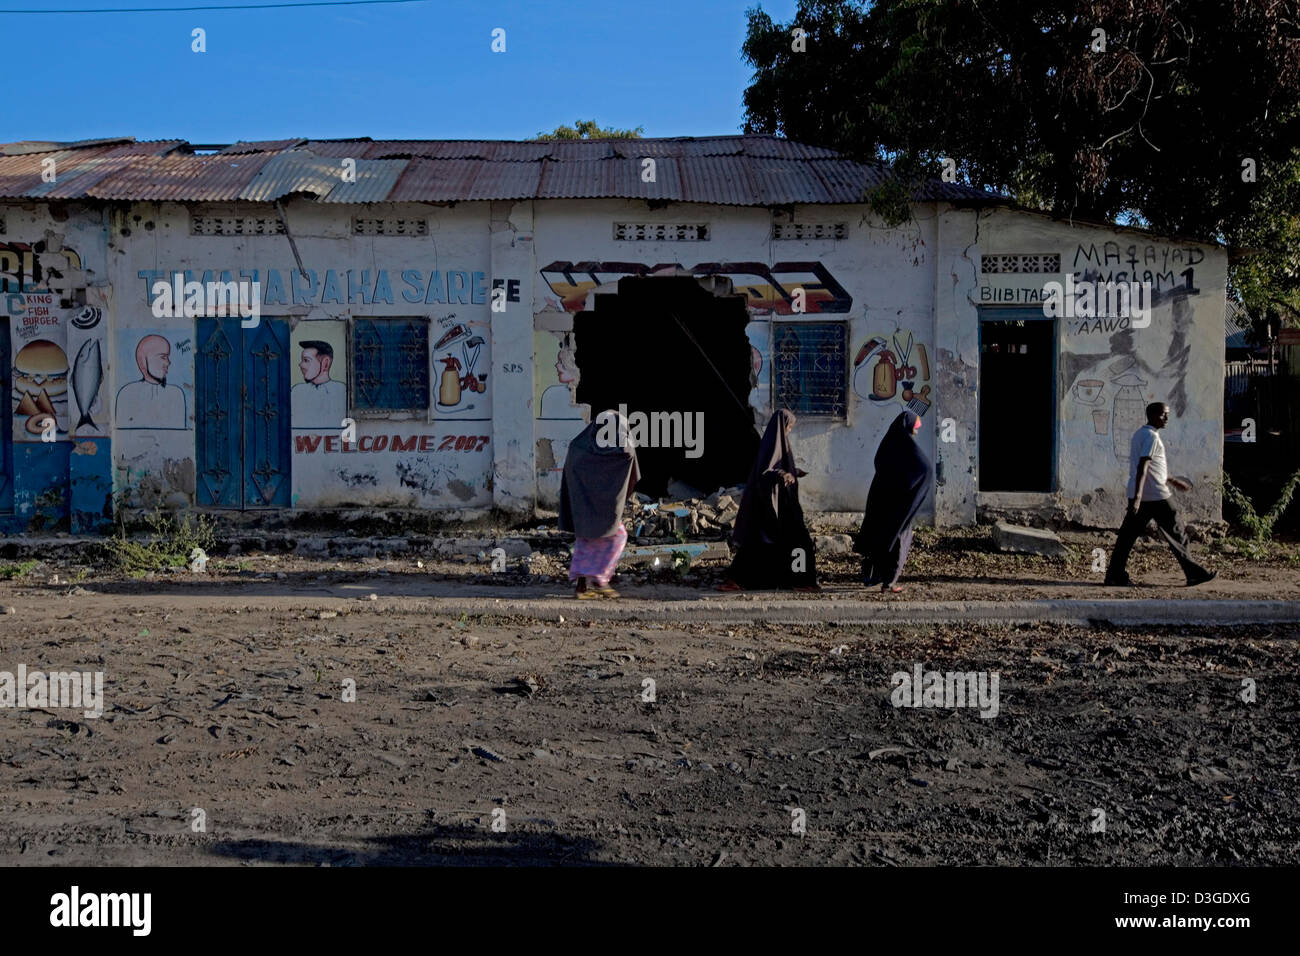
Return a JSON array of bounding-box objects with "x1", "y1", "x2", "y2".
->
[
  {"x1": 772, "y1": 321, "x2": 848, "y2": 419},
  {"x1": 351, "y1": 318, "x2": 430, "y2": 412}
]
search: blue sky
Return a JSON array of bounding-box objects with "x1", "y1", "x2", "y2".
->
[{"x1": 1, "y1": 0, "x2": 799, "y2": 144}]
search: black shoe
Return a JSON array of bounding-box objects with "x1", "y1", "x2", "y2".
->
[
  {"x1": 1103, "y1": 575, "x2": 1135, "y2": 587},
  {"x1": 1186, "y1": 570, "x2": 1218, "y2": 588}
]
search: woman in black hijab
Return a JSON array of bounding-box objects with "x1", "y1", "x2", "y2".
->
[
  {"x1": 718, "y1": 409, "x2": 819, "y2": 592},
  {"x1": 854, "y1": 410, "x2": 933, "y2": 592}
]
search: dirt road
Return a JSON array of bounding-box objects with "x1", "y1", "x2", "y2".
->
[{"x1": 1, "y1": 568, "x2": 1296, "y2": 866}]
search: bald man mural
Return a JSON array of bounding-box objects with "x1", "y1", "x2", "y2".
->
[{"x1": 116, "y1": 333, "x2": 188, "y2": 429}]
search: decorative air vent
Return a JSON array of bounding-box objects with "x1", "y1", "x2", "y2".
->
[
  {"x1": 613, "y1": 222, "x2": 708, "y2": 241},
  {"x1": 191, "y1": 215, "x2": 285, "y2": 236},
  {"x1": 354, "y1": 217, "x2": 429, "y2": 236},
  {"x1": 772, "y1": 222, "x2": 848, "y2": 240},
  {"x1": 981, "y1": 253, "x2": 1061, "y2": 273}
]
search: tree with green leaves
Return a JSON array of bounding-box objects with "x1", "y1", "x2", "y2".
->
[
  {"x1": 535, "y1": 120, "x2": 644, "y2": 140},
  {"x1": 742, "y1": 0, "x2": 1300, "y2": 323}
]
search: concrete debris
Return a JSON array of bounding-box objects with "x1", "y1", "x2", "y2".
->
[
  {"x1": 625, "y1": 484, "x2": 746, "y2": 539},
  {"x1": 814, "y1": 534, "x2": 855, "y2": 556},
  {"x1": 991, "y1": 521, "x2": 1068, "y2": 558}
]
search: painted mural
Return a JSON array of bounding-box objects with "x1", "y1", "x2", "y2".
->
[
  {"x1": 10, "y1": 293, "x2": 69, "y2": 441},
  {"x1": 115, "y1": 331, "x2": 193, "y2": 430},
  {"x1": 534, "y1": 329, "x2": 583, "y2": 420},
  {"x1": 432, "y1": 315, "x2": 489, "y2": 416},
  {"x1": 539, "y1": 261, "x2": 852, "y2": 315},
  {"x1": 852, "y1": 330, "x2": 933, "y2": 418},
  {"x1": 1061, "y1": 293, "x2": 1198, "y2": 466},
  {"x1": 290, "y1": 321, "x2": 347, "y2": 430}
]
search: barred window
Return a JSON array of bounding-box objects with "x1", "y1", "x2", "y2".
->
[
  {"x1": 772, "y1": 321, "x2": 849, "y2": 420},
  {"x1": 772, "y1": 222, "x2": 848, "y2": 240},
  {"x1": 353, "y1": 217, "x2": 428, "y2": 236},
  {"x1": 613, "y1": 222, "x2": 708, "y2": 241},
  {"x1": 980, "y1": 253, "x2": 1061, "y2": 273},
  {"x1": 191, "y1": 215, "x2": 285, "y2": 236},
  {"x1": 350, "y1": 318, "x2": 429, "y2": 413}
]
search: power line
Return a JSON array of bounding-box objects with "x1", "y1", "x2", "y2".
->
[{"x1": 0, "y1": 0, "x2": 430, "y2": 13}]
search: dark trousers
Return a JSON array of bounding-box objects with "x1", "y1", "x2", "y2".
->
[{"x1": 1106, "y1": 498, "x2": 1209, "y2": 583}]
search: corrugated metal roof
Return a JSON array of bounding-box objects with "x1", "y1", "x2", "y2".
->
[
  {"x1": 679, "y1": 155, "x2": 757, "y2": 206},
  {"x1": 466, "y1": 160, "x2": 542, "y2": 200},
  {"x1": 220, "y1": 139, "x2": 306, "y2": 154},
  {"x1": 0, "y1": 134, "x2": 1010, "y2": 207},
  {"x1": 318, "y1": 159, "x2": 408, "y2": 203},
  {"x1": 239, "y1": 153, "x2": 347, "y2": 201},
  {"x1": 89, "y1": 153, "x2": 277, "y2": 201}
]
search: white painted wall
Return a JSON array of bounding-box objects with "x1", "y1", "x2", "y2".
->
[
  {"x1": 529, "y1": 199, "x2": 941, "y2": 516},
  {"x1": 106, "y1": 199, "x2": 495, "y2": 510}
]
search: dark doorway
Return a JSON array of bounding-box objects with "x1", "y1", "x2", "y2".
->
[
  {"x1": 573, "y1": 275, "x2": 759, "y2": 497},
  {"x1": 979, "y1": 309, "x2": 1055, "y2": 492}
]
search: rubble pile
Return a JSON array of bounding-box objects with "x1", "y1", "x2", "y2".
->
[{"x1": 623, "y1": 485, "x2": 746, "y2": 541}]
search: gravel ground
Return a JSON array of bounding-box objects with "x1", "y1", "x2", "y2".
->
[{"x1": 1, "y1": 568, "x2": 1296, "y2": 866}]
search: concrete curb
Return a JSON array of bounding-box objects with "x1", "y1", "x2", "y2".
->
[{"x1": 401, "y1": 597, "x2": 1300, "y2": 627}]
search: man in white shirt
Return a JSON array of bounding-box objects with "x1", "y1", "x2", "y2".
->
[{"x1": 1104, "y1": 402, "x2": 1216, "y2": 587}]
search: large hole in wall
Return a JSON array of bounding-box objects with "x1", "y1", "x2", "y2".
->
[{"x1": 573, "y1": 275, "x2": 759, "y2": 498}]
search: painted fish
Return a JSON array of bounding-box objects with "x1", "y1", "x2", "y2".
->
[{"x1": 71, "y1": 338, "x2": 103, "y2": 431}]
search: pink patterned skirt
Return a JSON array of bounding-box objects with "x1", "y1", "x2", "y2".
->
[{"x1": 569, "y1": 523, "x2": 628, "y2": 587}]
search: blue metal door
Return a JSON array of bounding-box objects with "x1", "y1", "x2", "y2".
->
[
  {"x1": 242, "y1": 318, "x2": 290, "y2": 508},
  {"x1": 196, "y1": 317, "x2": 290, "y2": 509},
  {"x1": 0, "y1": 320, "x2": 11, "y2": 512}
]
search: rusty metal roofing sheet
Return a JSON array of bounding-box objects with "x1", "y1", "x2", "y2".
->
[
  {"x1": 0, "y1": 134, "x2": 1009, "y2": 206},
  {"x1": 678, "y1": 155, "x2": 758, "y2": 205},
  {"x1": 744, "y1": 156, "x2": 834, "y2": 204},
  {"x1": 0, "y1": 149, "x2": 126, "y2": 198},
  {"x1": 28, "y1": 156, "x2": 139, "y2": 199},
  {"x1": 304, "y1": 139, "x2": 373, "y2": 158},
  {"x1": 239, "y1": 152, "x2": 347, "y2": 201},
  {"x1": 220, "y1": 139, "x2": 306, "y2": 154},
  {"x1": 88, "y1": 153, "x2": 277, "y2": 201},
  {"x1": 387, "y1": 158, "x2": 483, "y2": 202},
  {"x1": 318, "y1": 159, "x2": 408, "y2": 203},
  {"x1": 101, "y1": 140, "x2": 187, "y2": 157},
  {"x1": 0, "y1": 137, "x2": 133, "y2": 156},
  {"x1": 464, "y1": 161, "x2": 542, "y2": 200}
]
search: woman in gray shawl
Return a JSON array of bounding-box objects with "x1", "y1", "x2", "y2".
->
[{"x1": 558, "y1": 409, "x2": 641, "y2": 598}]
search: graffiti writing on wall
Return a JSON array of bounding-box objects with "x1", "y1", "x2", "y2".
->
[
  {"x1": 852, "y1": 331, "x2": 933, "y2": 417},
  {"x1": 0, "y1": 242, "x2": 84, "y2": 296},
  {"x1": 140, "y1": 267, "x2": 489, "y2": 308},
  {"x1": 539, "y1": 261, "x2": 852, "y2": 315},
  {"x1": 294, "y1": 434, "x2": 490, "y2": 454},
  {"x1": 1071, "y1": 242, "x2": 1203, "y2": 304}
]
